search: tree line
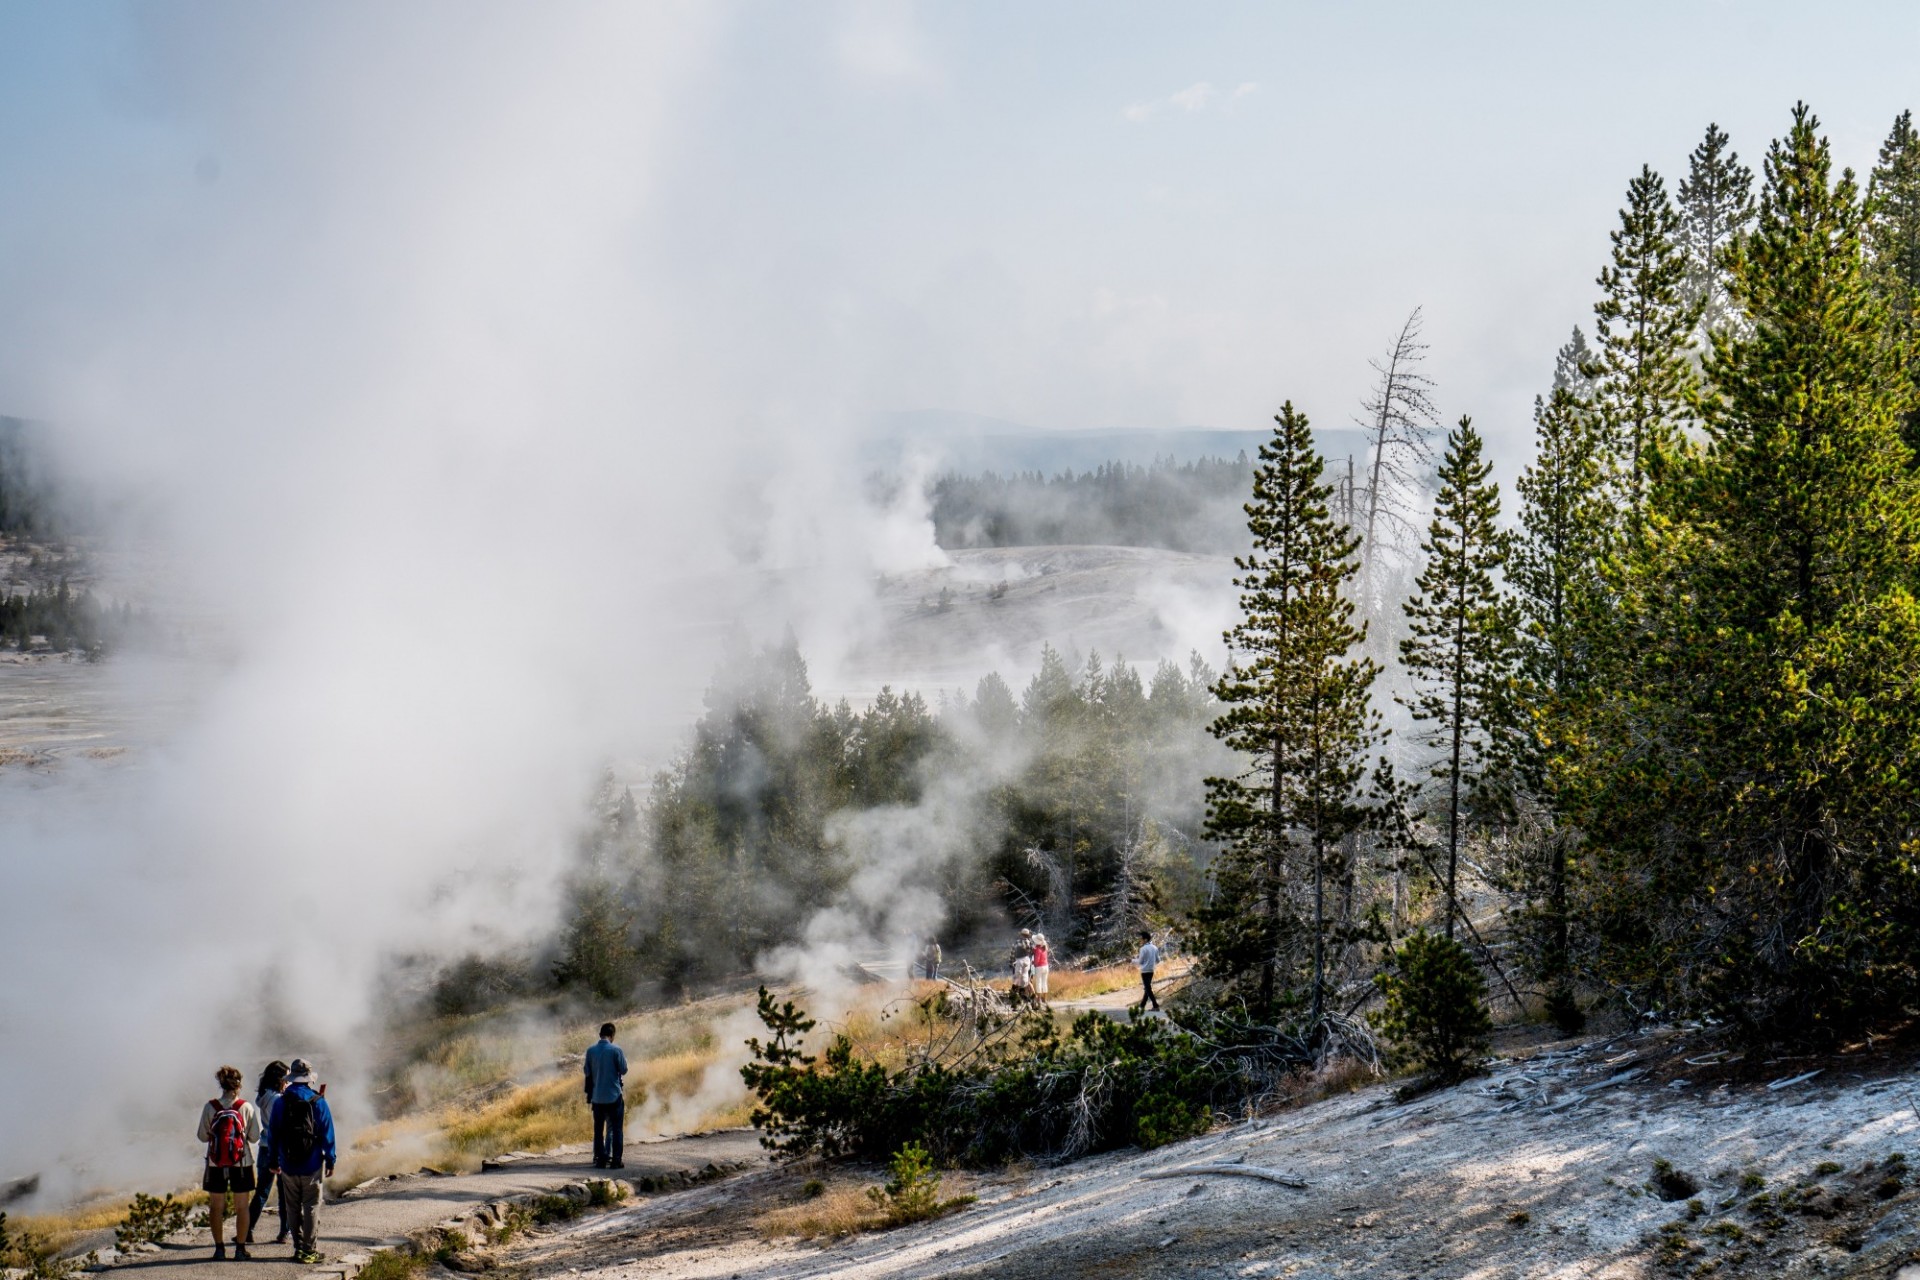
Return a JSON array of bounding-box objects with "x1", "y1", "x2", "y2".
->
[
  {"x1": 463, "y1": 104, "x2": 1920, "y2": 1068},
  {"x1": 433, "y1": 634, "x2": 1228, "y2": 1010},
  {"x1": 1199, "y1": 104, "x2": 1920, "y2": 1049},
  {"x1": 927, "y1": 456, "x2": 1255, "y2": 554}
]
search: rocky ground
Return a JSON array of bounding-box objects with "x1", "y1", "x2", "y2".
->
[{"x1": 485, "y1": 1026, "x2": 1919, "y2": 1279}]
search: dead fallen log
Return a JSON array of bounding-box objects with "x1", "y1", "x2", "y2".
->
[{"x1": 1141, "y1": 1164, "x2": 1308, "y2": 1189}]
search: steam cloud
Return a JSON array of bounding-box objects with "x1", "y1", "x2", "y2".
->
[{"x1": 0, "y1": 3, "x2": 873, "y2": 1197}]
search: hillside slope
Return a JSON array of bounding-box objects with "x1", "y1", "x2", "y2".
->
[{"x1": 497, "y1": 1025, "x2": 1920, "y2": 1279}]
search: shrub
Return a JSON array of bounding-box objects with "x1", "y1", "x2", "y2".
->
[
  {"x1": 587, "y1": 1180, "x2": 626, "y2": 1208},
  {"x1": 115, "y1": 1193, "x2": 192, "y2": 1249},
  {"x1": 430, "y1": 955, "x2": 531, "y2": 1017},
  {"x1": 739, "y1": 987, "x2": 1304, "y2": 1167},
  {"x1": 1543, "y1": 987, "x2": 1584, "y2": 1035},
  {"x1": 865, "y1": 1144, "x2": 944, "y2": 1226},
  {"x1": 431, "y1": 1229, "x2": 469, "y2": 1266},
  {"x1": 356, "y1": 1250, "x2": 428, "y2": 1280},
  {"x1": 1372, "y1": 931, "x2": 1492, "y2": 1083},
  {"x1": 487, "y1": 1206, "x2": 530, "y2": 1245},
  {"x1": 527, "y1": 1195, "x2": 581, "y2": 1226}
]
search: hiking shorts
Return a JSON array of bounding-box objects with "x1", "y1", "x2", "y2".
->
[{"x1": 203, "y1": 1164, "x2": 257, "y2": 1194}]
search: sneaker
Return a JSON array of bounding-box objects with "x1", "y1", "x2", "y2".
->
[
  {"x1": 213, "y1": 1245, "x2": 229, "y2": 1262},
  {"x1": 234, "y1": 1244, "x2": 252, "y2": 1261},
  {"x1": 273, "y1": 1234, "x2": 289, "y2": 1245},
  {"x1": 297, "y1": 1251, "x2": 324, "y2": 1265}
]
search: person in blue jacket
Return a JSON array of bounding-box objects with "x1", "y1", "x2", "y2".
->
[
  {"x1": 584, "y1": 1023, "x2": 629, "y2": 1169},
  {"x1": 263, "y1": 1058, "x2": 336, "y2": 1263}
]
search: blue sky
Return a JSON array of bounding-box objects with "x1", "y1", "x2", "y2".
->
[{"x1": 1, "y1": 2, "x2": 1917, "y2": 472}]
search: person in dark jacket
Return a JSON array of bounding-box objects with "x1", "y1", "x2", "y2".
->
[
  {"x1": 584, "y1": 1023, "x2": 629, "y2": 1169},
  {"x1": 263, "y1": 1058, "x2": 336, "y2": 1263},
  {"x1": 246, "y1": 1060, "x2": 290, "y2": 1245}
]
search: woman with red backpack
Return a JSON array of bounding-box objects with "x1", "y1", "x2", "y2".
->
[{"x1": 197, "y1": 1065, "x2": 262, "y2": 1260}]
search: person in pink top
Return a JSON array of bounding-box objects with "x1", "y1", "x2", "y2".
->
[{"x1": 1031, "y1": 933, "x2": 1051, "y2": 998}]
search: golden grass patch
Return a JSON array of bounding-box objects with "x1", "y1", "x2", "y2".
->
[{"x1": 756, "y1": 1183, "x2": 888, "y2": 1239}]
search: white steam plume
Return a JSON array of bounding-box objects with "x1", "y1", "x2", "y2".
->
[{"x1": 0, "y1": 3, "x2": 835, "y2": 1198}]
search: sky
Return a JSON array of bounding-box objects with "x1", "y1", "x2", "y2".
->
[
  {"x1": 0, "y1": 0, "x2": 1917, "y2": 1196},
  {"x1": 3, "y1": 3, "x2": 1919, "y2": 469}
]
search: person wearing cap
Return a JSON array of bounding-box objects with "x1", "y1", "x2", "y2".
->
[{"x1": 262, "y1": 1058, "x2": 336, "y2": 1263}]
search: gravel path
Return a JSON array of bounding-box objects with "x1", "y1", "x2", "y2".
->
[{"x1": 98, "y1": 1131, "x2": 768, "y2": 1280}]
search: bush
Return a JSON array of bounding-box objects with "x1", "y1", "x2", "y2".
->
[
  {"x1": 740, "y1": 986, "x2": 1306, "y2": 1167},
  {"x1": 865, "y1": 1143, "x2": 973, "y2": 1228},
  {"x1": 356, "y1": 1250, "x2": 428, "y2": 1280},
  {"x1": 1373, "y1": 930, "x2": 1492, "y2": 1084},
  {"x1": 527, "y1": 1195, "x2": 581, "y2": 1226},
  {"x1": 430, "y1": 955, "x2": 531, "y2": 1017},
  {"x1": 116, "y1": 1192, "x2": 192, "y2": 1249}
]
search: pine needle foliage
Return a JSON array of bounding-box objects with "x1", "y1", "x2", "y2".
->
[
  {"x1": 1373, "y1": 929, "x2": 1492, "y2": 1084},
  {"x1": 1868, "y1": 109, "x2": 1920, "y2": 452},
  {"x1": 1677, "y1": 123, "x2": 1757, "y2": 345},
  {"x1": 1511, "y1": 389, "x2": 1612, "y2": 1009},
  {"x1": 1588, "y1": 165, "x2": 1703, "y2": 526},
  {"x1": 1199, "y1": 403, "x2": 1380, "y2": 1020},
  {"x1": 1399, "y1": 417, "x2": 1525, "y2": 940},
  {"x1": 1574, "y1": 104, "x2": 1920, "y2": 1042}
]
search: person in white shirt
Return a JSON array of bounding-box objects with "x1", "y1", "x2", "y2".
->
[
  {"x1": 1136, "y1": 931, "x2": 1161, "y2": 1011},
  {"x1": 197, "y1": 1065, "x2": 263, "y2": 1261}
]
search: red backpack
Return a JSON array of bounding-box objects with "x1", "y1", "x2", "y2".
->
[{"x1": 207, "y1": 1097, "x2": 249, "y2": 1168}]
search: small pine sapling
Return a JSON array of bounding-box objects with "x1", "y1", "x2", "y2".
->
[{"x1": 1374, "y1": 930, "x2": 1492, "y2": 1084}]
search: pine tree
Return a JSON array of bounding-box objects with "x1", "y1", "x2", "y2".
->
[
  {"x1": 1399, "y1": 417, "x2": 1524, "y2": 940},
  {"x1": 1551, "y1": 327, "x2": 1596, "y2": 398},
  {"x1": 1867, "y1": 109, "x2": 1920, "y2": 451},
  {"x1": 1677, "y1": 123, "x2": 1756, "y2": 345},
  {"x1": 1587, "y1": 166, "x2": 1702, "y2": 526},
  {"x1": 1582, "y1": 104, "x2": 1920, "y2": 1041},
  {"x1": 1200, "y1": 402, "x2": 1381, "y2": 1023},
  {"x1": 1511, "y1": 385, "x2": 1610, "y2": 1020}
]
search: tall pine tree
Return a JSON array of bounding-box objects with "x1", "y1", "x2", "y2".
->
[
  {"x1": 1676, "y1": 123, "x2": 1756, "y2": 345},
  {"x1": 1868, "y1": 109, "x2": 1920, "y2": 451},
  {"x1": 1200, "y1": 403, "x2": 1380, "y2": 1023},
  {"x1": 1587, "y1": 166, "x2": 1702, "y2": 526},
  {"x1": 1511, "y1": 384, "x2": 1611, "y2": 1021},
  {"x1": 1579, "y1": 105, "x2": 1920, "y2": 1042},
  {"x1": 1400, "y1": 417, "x2": 1524, "y2": 941}
]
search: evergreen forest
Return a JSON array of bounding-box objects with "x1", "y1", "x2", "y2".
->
[{"x1": 484, "y1": 106, "x2": 1920, "y2": 1089}]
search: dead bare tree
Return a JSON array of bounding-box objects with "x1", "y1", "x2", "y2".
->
[{"x1": 1354, "y1": 308, "x2": 1440, "y2": 608}]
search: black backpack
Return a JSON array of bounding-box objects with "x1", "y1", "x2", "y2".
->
[{"x1": 278, "y1": 1092, "x2": 319, "y2": 1165}]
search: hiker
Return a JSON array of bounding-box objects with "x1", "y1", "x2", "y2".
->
[
  {"x1": 246, "y1": 1060, "x2": 290, "y2": 1246},
  {"x1": 1136, "y1": 930, "x2": 1161, "y2": 1012},
  {"x1": 917, "y1": 937, "x2": 942, "y2": 982},
  {"x1": 1012, "y1": 928, "x2": 1033, "y2": 973},
  {"x1": 1009, "y1": 950, "x2": 1036, "y2": 1006},
  {"x1": 197, "y1": 1065, "x2": 262, "y2": 1261},
  {"x1": 1031, "y1": 933, "x2": 1051, "y2": 997},
  {"x1": 585, "y1": 1022, "x2": 629, "y2": 1170},
  {"x1": 263, "y1": 1057, "x2": 336, "y2": 1264}
]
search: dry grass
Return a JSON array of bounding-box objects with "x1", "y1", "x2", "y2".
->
[
  {"x1": 756, "y1": 1183, "x2": 889, "y2": 1240},
  {"x1": 1044, "y1": 962, "x2": 1153, "y2": 1001},
  {"x1": 7, "y1": 1188, "x2": 212, "y2": 1256},
  {"x1": 441, "y1": 1074, "x2": 603, "y2": 1160}
]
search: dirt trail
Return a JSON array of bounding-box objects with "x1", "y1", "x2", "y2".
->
[
  {"x1": 94, "y1": 1132, "x2": 766, "y2": 1280},
  {"x1": 498, "y1": 1028, "x2": 1920, "y2": 1279}
]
